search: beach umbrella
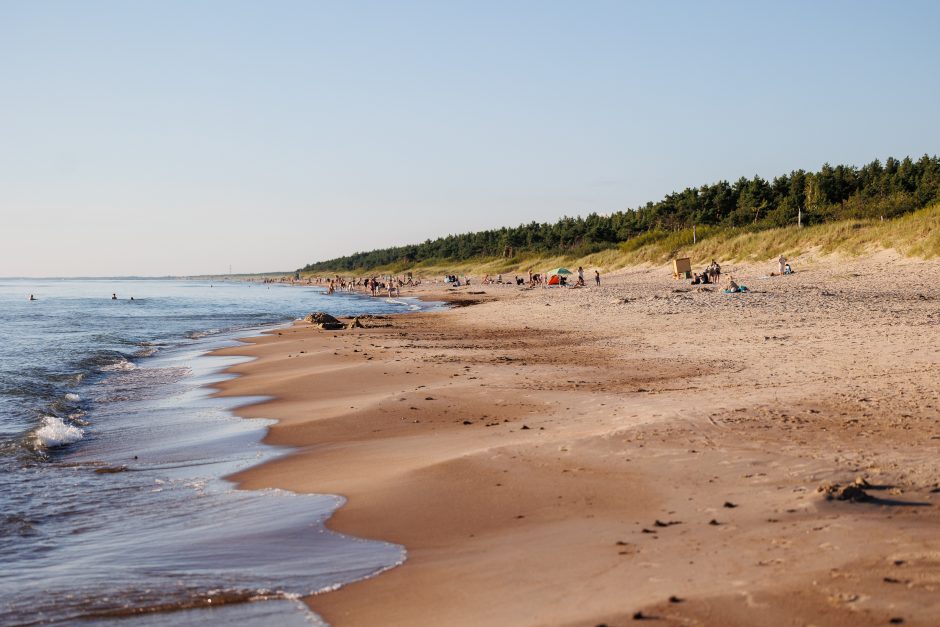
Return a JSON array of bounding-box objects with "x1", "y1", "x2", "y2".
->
[{"x1": 546, "y1": 267, "x2": 572, "y2": 276}]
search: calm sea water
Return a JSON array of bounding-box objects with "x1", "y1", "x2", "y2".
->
[{"x1": 0, "y1": 279, "x2": 427, "y2": 626}]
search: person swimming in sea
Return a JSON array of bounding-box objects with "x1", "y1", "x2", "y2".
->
[
  {"x1": 111, "y1": 293, "x2": 117, "y2": 300},
  {"x1": 28, "y1": 294, "x2": 36, "y2": 301}
]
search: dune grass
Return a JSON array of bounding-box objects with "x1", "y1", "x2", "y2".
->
[
  {"x1": 610, "y1": 203, "x2": 940, "y2": 268},
  {"x1": 303, "y1": 203, "x2": 940, "y2": 277}
]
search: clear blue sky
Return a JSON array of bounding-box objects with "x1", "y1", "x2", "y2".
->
[{"x1": 2, "y1": 1, "x2": 938, "y2": 276}]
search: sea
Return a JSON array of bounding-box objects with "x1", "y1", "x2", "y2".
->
[{"x1": 0, "y1": 278, "x2": 430, "y2": 626}]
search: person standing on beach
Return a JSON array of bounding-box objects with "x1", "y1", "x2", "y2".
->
[
  {"x1": 577, "y1": 266, "x2": 585, "y2": 286},
  {"x1": 708, "y1": 260, "x2": 721, "y2": 285},
  {"x1": 594, "y1": 270, "x2": 600, "y2": 286},
  {"x1": 778, "y1": 255, "x2": 787, "y2": 275}
]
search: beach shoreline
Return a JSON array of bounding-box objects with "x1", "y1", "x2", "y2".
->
[{"x1": 213, "y1": 254, "x2": 940, "y2": 626}]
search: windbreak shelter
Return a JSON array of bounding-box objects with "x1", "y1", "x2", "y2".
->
[
  {"x1": 673, "y1": 258, "x2": 692, "y2": 279},
  {"x1": 546, "y1": 267, "x2": 572, "y2": 286}
]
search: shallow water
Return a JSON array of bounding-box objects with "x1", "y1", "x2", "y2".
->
[{"x1": 0, "y1": 279, "x2": 427, "y2": 626}]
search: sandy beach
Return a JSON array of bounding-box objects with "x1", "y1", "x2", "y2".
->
[{"x1": 211, "y1": 252, "x2": 940, "y2": 626}]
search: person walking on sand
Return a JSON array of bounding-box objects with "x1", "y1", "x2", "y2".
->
[{"x1": 594, "y1": 270, "x2": 600, "y2": 286}]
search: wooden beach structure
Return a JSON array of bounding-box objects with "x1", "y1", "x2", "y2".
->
[{"x1": 673, "y1": 257, "x2": 692, "y2": 279}]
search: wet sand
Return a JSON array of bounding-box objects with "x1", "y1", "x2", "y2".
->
[{"x1": 212, "y1": 251, "x2": 940, "y2": 626}]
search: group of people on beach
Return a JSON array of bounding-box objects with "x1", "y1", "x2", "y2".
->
[
  {"x1": 520, "y1": 266, "x2": 601, "y2": 288},
  {"x1": 300, "y1": 252, "x2": 795, "y2": 299},
  {"x1": 312, "y1": 267, "x2": 607, "y2": 296},
  {"x1": 690, "y1": 260, "x2": 721, "y2": 285},
  {"x1": 318, "y1": 274, "x2": 418, "y2": 298},
  {"x1": 689, "y1": 255, "x2": 795, "y2": 293},
  {"x1": 772, "y1": 255, "x2": 794, "y2": 276}
]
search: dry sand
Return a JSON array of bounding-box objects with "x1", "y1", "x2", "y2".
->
[{"x1": 212, "y1": 251, "x2": 940, "y2": 626}]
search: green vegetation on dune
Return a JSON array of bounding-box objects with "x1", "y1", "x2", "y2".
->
[
  {"x1": 607, "y1": 203, "x2": 940, "y2": 266},
  {"x1": 300, "y1": 155, "x2": 940, "y2": 275}
]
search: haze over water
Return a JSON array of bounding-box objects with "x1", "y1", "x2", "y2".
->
[{"x1": 0, "y1": 279, "x2": 426, "y2": 626}]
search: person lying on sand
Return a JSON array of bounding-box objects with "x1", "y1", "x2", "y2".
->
[{"x1": 726, "y1": 276, "x2": 748, "y2": 293}]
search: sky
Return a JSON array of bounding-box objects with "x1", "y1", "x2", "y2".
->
[{"x1": 2, "y1": 1, "x2": 939, "y2": 276}]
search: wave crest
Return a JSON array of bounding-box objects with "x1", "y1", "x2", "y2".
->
[
  {"x1": 100, "y1": 360, "x2": 136, "y2": 372},
  {"x1": 33, "y1": 416, "x2": 85, "y2": 448}
]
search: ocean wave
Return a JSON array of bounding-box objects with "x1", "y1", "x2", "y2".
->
[
  {"x1": 186, "y1": 328, "x2": 220, "y2": 339},
  {"x1": 77, "y1": 350, "x2": 135, "y2": 373},
  {"x1": 385, "y1": 297, "x2": 423, "y2": 311},
  {"x1": 68, "y1": 411, "x2": 89, "y2": 426},
  {"x1": 65, "y1": 393, "x2": 81, "y2": 402},
  {"x1": 96, "y1": 366, "x2": 192, "y2": 393},
  {"x1": 33, "y1": 416, "x2": 84, "y2": 448},
  {"x1": 100, "y1": 360, "x2": 137, "y2": 372}
]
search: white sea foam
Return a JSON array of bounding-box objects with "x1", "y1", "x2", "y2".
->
[
  {"x1": 385, "y1": 298, "x2": 422, "y2": 311},
  {"x1": 65, "y1": 393, "x2": 81, "y2": 402},
  {"x1": 33, "y1": 416, "x2": 85, "y2": 448},
  {"x1": 100, "y1": 360, "x2": 136, "y2": 372}
]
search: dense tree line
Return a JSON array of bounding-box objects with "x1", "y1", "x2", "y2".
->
[{"x1": 300, "y1": 155, "x2": 940, "y2": 272}]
